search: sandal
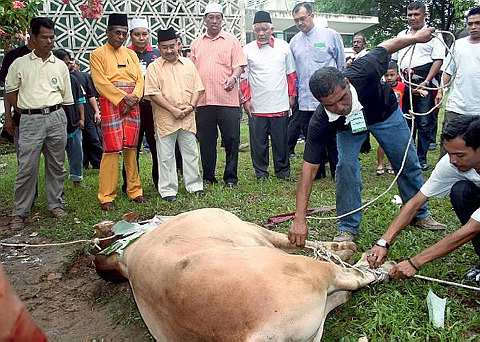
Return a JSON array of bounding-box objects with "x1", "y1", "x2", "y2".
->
[
  {"x1": 376, "y1": 167, "x2": 385, "y2": 175},
  {"x1": 386, "y1": 165, "x2": 394, "y2": 174}
]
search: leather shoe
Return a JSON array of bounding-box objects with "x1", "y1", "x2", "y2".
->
[
  {"x1": 100, "y1": 202, "x2": 114, "y2": 211},
  {"x1": 133, "y1": 195, "x2": 146, "y2": 203},
  {"x1": 51, "y1": 207, "x2": 67, "y2": 218}
]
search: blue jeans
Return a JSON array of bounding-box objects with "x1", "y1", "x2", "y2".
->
[
  {"x1": 411, "y1": 92, "x2": 435, "y2": 165},
  {"x1": 66, "y1": 128, "x2": 83, "y2": 182},
  {"x1": 336, "y1": 106, "x2": 428, "y2": 235}
]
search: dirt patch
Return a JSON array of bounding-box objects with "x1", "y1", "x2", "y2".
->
[{"x1": 0, "y1": 215, "x2": 152, "y2": 341}]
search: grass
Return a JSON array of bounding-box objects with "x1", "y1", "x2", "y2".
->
[{"x1": 0, "y1": 118, "x2": 479, "y2": 340}]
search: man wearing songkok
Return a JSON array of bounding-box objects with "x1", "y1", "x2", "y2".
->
[
  {"x1": 121, "y1": 18, "x2": 161, "y2": 192},
  {"x1": 144, "y1": 27, "x2": 204, "y2": 202},
  {"x1": 241, "y1": 11, "x2": 296, "y2": 180},
  {"x1": 5, "y1": 17, "x2": 73, "y2": 229},
  {"x1": 90, "y1": 13, "x2": 145, "y2": 211},
  {"x1": 191, "y1": 2, "x2": 247, "y2": 188}
]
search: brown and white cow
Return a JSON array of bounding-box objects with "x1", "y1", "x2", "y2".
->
[{"x1": 94, "y1": 208, "x2": 392, "y2": 341}]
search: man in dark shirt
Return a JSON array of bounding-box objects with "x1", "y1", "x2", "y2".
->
[
  {"x1": 288, "y1": 26, "x2": 445, "y2": 247},
  {"x1": 121, "y1": 18, "x2": 161, "y2": 191},
  {"x1": 0, "y1": 39, "x2": 34, "y2": 143}
]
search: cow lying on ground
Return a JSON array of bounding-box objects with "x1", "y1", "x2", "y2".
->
[{"x1": 94, "y1": 208, "x2": 392, "y2": 341}]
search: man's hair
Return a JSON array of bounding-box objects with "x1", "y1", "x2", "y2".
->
[
  {"x1": 467, "y1": 7, "x2": 480, "y2": 19},
  {"x1": 30, "y1": 17, "x2": 54, "y2": 36},
  {"x1": 407, "y1": 1, "x2": 426, "y2": 13},
  {"x1": 309, "y1": 67, "x2": 347, "y2": 100},
  {"x1": 292, "y1": 2, "x2": 313, "y2": 15},
  {"x1": 441, "y1": 115, "x2": 480, "y2": 150},
  {"x1": 353, "y1": 33, "x2": 366, "y2": 43},
  {"x1": 387, "y1": 61, "x2": 399, "y2": 72},
  {"x1": 53, "y1": 48, "x2": 71, "y2": 61}
]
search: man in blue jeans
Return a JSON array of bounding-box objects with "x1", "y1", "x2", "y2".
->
[{"x1": 288, "y1": 26, "x2": 445, "y2": 246}]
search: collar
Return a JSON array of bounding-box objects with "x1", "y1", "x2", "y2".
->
[
  {"x1": 304, "y1": 25, "x2": 316, "y2": 36},
  {"x1": 407, "y1": 23, "x2": 426, "y2": 33},
  {"x1": 325, "y1": 84, "x2": 363, "y2": 123},
  {"x1": 159, "y1": 56, "x2": 185, "y2": 66},
  {"x1": 30, "y1": 51, "x2": 56, "y2": 63},
  {"x1": 128, "y1": 44, "x2": 153, "y2": 53},
  {"x1": 257, "y1": 37, "x2": 274, "y2": 49},
  {"x1": 204, "y1": 30, "x2": 226, "y2": 41}
]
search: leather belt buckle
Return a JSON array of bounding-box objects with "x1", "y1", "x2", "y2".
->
[{"x1": 41, "y1": 107, "x2": 51, "y2": 115}]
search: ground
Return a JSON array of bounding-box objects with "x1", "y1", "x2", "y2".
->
[{"x1": 0, "y1": 120, "x2": 479, "y2": 341}]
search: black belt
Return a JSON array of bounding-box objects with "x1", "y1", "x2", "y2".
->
[{"x1": 20, "y1": 104, "x2": 62, "y2": 115}]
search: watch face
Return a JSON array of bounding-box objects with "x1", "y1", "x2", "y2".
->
[{"x1": 377, "y1": 239, "x2": 387, "y2": 247}]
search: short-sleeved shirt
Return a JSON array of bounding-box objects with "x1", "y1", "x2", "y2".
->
[
  {"x1": 289, "y1": 25, "x2": 345, "y2": 111},
  {"x1": 5, "y1": 51, "x2": 74, "y2": 108},
  {"x1": 190, "y1": 31, "x2": 247, "y2": 107},
  {"x1": 303, "y1": 47, "x2": 398, "y2": 164},
  {"x1": 0, "y1": 45, "x2": 31, "y2": 85},
  {"x1": 392, "y1": 26, "x2": 445, "y2": 73},
  {"x1": 442, "y1": 37, "x2": 480, "y2": 115},
  {"x1": 421, "y1": 155, "x2": 480, "y2": 223},
  {"x1": 144, "y1": 56, "x2": 204, "y2": 137}
]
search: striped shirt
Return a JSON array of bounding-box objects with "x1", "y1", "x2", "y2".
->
[{"x1": 191, "y1": 31, "x2": 246, "y2": 107}]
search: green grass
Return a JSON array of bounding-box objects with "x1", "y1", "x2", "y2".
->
[{"x1": 0, "y1": 120, "x2": 479, "y2": 340}]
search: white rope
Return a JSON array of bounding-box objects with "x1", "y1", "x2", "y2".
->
[
  {"x1": 307, "y1": 242, "x2": 480, "y2": 291},
  {"x1": 307, "y1": 30, "x2": 457, "y2": 222},
  {"x1": 0, "y1": 236, "x2": 115, "y2": 251}
]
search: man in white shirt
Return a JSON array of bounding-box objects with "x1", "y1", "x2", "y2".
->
[
  {"x1": 241, "y1": 11, "x2": 297, "y2": 180},
  {"x1": 436, "y1": 7, "x2": 480, "y2": 156},
  {"x1": 368, "y1": 115, "x2": 480, "y2": 285},
  {"x1": 346, "y1": 33, "x2": 368, "y2": 67},
  {"x1": 393, "y1": 1, "x2": 445, "y2": 171}
]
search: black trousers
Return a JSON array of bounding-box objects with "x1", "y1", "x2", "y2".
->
[
  {"x1": 450, "y1": 180, "x2": 480, "y2": 258},
  {"x1": 317, "y1": 124, "x2": 338, "y2": 179},
  {"x1": 287, "y1": 108, "x2": 311, "y2": 155},
  {"x1": 82, "y1": 113, "x2": 103, "y2": 169},
  {"x1": 248, "y1": 115, "x2": 290, "y2": 179},
  {"x1": 122, "y1": 101, "x2": 158, "y2": 191},
  {"x1": 196, "y1": 106, "x2": 241, "y2": 184}
]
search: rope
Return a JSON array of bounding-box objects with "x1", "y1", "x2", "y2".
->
[
  {"x1": 306, "y1": 242, "x2": 480, "y2": 291},
  {"x1": 307, "y1": 30, "x2": 457, "y2": 222},
  {"x1": 0, "y1": 236, "x2": 115, "y2": 251}
]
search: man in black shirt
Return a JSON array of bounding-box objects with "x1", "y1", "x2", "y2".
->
[
  {"x1": 0, "y1": 41, "x2": 34, "y2": 144},
  {"x1": 289, "y1": 26, "x2": 445, "y2": 247}
]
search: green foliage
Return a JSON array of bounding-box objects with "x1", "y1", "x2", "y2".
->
[{"x1": 0, "y1": 0, "x2": 43, "y2": 50}]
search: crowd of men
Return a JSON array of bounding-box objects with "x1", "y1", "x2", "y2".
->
[{"x1": 1, "y1": 1, "x2": 480, "y2": 285}]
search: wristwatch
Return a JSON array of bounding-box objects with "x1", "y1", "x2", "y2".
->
[{"x1": 375, "y1": 238, "x2": 390, "y2": 249}]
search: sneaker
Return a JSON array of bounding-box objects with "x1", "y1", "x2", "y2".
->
[
  {"x1": 238, "y1": 143, "x2": 250, "y2": 152},
  {"x1": 10, "y1": 215, "x2": 26, "y2": 230},
  {"x1": 333, "y1": 231, "x2": 356, "y2": 242},
  {"x1": 465, "y1": 264, "x2": 480, "y2": 285},
  {"x1": 412, "y1": 215, "x2": 446, "y2": 230},
  {"x1": 51, "y1": 207, "x2": 67, "y2": 218}
]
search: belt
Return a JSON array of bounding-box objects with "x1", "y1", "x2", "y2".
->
[{"x1": 20, "y1": 104, "x2": 62, "y2": 115}]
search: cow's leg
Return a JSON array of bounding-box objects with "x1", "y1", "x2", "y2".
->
[
  {"x1": 310, "y1": 291, "x2": 350, "y2": 342},
  {"x1": 330, "y1": 254, "x2": 394, "y2": 292}
]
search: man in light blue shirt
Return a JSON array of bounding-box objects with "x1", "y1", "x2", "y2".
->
[{"x1": 288, "y1": 1, "x2": 345, "y2": 178}]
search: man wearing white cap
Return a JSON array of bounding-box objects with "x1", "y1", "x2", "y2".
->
[
  {"x1": 120, "y1": 18, "x2": 161, "y2": 192},
  {"x1": 191, "y1": 2, "x2": 247, "y2": 188}
]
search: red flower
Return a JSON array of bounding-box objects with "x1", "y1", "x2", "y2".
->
[
  {"x1": 62, "y1": 0, "x2": 70, "y2": 3},
  {"x1": 12, "y1": 0, "x2": 26, "y2": 9}
]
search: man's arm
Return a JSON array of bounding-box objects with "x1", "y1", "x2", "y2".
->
[
  {"x1": 288, "y1": 161, "x2": 320, "y2": 247},
  {"x1": 368, "y1": 191, "x2": 428, "y2": 268},
  {"x1": 435, "y1": 72, "x2": 452, "y2": 105},
  {"x1": 378, "y1": 27, "x2": 435, "y2": 55},
  {"x1": 5, "y1": 91, "x2": 18, "y2": 111},
  {"x1": 149, "y1": 92, "x2": 184, "y2": 119},
  {"x1": 390, "y1": 218, "x2": 480, "y2": 279}
]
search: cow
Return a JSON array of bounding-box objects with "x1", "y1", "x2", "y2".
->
[{"x1": 94, "y1": 208, "x2": 393, "y2": 341}]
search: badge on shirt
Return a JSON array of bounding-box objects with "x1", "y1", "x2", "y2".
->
[
  {"x1": 140, "y1": 61, "x2": 147, "y2": 76},
  {"x1": 314, "y1": 42, "x2": 326, "y2": 49},
  {"x1": 50, "y1": 76, "x2": 59, "y2": 89},
  {"x1": 349, "y1": 111, "x2": 368, "y2": 134}
]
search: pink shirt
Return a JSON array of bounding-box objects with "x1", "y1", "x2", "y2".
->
[{"x1": 191, "y1": 31, "x2": 246, "y2": 107}]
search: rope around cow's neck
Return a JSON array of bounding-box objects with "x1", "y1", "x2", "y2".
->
[
  {"x1": 306, "y1": 241, "x2": 480, "y2": 292},
  {"x1": 307, "y1": 30, "x2": 456, "y2": 222}
]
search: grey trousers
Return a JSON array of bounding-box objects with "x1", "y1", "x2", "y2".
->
[
  {"x1": 156, "y1": 129, "x2": 203, "y2": 198},
  {"x1": 14, "y1": 109, "x2": 67, "y2": 217}
]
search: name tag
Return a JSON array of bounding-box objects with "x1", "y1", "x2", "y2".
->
[
  {"x1": 350, "y1": 111, "x2": 368, "y2": 134},
  {"x1": 314, "y1": 42, "x2": 326, "y2": 49},
  {"x1": 140, "y1": 61, "x2": 147, "y2": 76}
]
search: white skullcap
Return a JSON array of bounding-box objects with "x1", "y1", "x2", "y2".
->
[
  {"x1": 129, "y1": 18, "x2": 149, "y2": 31},
  {"x1": 204, "y1": 2, "x2": 223, "y2": 15}
]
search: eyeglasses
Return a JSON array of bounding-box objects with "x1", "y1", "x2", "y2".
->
[{"x1": 294, "y1": 13, "x2": 312, "y2": 24}]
